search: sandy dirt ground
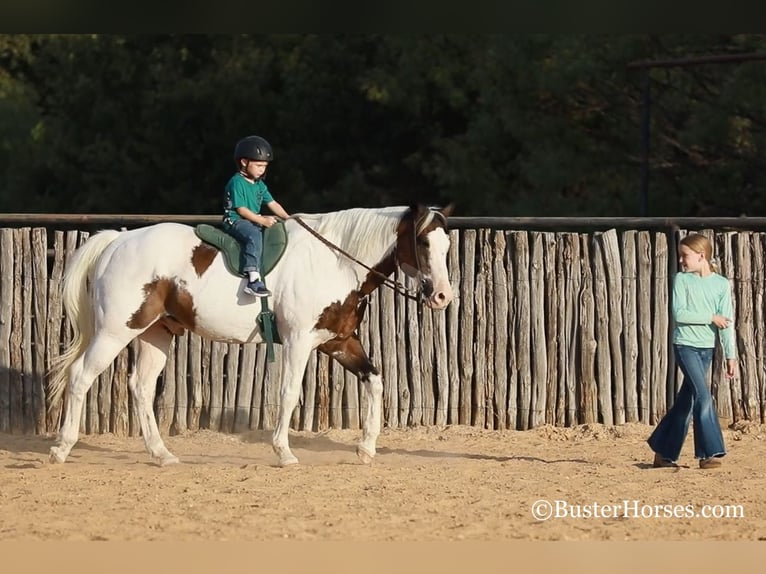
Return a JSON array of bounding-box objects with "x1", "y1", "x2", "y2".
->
[{"x1": 1, "y1": 421, "x2": 765, "y2": 541}]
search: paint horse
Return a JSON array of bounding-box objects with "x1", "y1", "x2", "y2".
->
[{"x1": 47, "y1": 204, "x2": 454, "y2": 466}]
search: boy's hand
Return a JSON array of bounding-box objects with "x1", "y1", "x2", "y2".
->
[{"x1": 726, "y1": 358, "x2": 738, "y2": 378}]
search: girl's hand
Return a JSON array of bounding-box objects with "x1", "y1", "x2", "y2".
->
[
  {"x1": 712, "y1": 314, "x2": 731, "y2": 329},
  {"x1": 726, "y1": 358, "x2": 738, "y2": 379}
]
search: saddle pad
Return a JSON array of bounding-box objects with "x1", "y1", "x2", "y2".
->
[{"x1": 195, "y1": 222, "x2": 288, "y2": 277}]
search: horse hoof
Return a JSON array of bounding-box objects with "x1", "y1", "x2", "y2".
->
[
  {"x1": 158, "y1": 455, "x2": 180, "y2": 467},
  {"x1": 279, "y1": 456, "x2": 299, "y2": 467},
  {"x1": 49, "y1": 447, "x2": 66, "y2": 464},
  {"x1": 356, "y1": 446, "x2": 375, "y2": 465}
]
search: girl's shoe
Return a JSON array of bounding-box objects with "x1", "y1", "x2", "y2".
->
[
  {"x1": 653, "y1": 453, "x2": 679, "y2": 468},
  {"x1": 699, "y1": 457, "x2": 722, "y2": 469}
]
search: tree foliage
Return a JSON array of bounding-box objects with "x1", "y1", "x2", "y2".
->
[{"x1": 2, "y1": 34, "x2": 766, "y2": 216}]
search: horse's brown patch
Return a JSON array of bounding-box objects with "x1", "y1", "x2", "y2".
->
[
  {"x1": 359, "y1": 254, "x2": 396, "y2": 297},
  {"x1": 315, "y1": 205, "x2": 453, "y2": 341},
  {"x1": 359, "y1": 206, "x2": 441, "y2": 296},
  {"x1": 317, "y1": 335, "x2": 376, "y2": 377},
  {"x1": 158, "y1": 316, "x2": 187, "y2": 337},
  {"x1": 191, "y1": 243, "x2": 218, "y2": 277},
  {"x1": 314, "y1": 291, "x2": 364, "y2": 340},
  {"x1": 126, "y1": 277, "x2": 196, "y2": 332}
]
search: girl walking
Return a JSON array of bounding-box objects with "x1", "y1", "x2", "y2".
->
[{"x1": 648, "y1": 233, "x2": 737, "y2": 470}]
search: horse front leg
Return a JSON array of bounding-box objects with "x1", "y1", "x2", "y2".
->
[
  {"x1": 358, "y1": 370, "x2": 383, "y2": 463},
  {"x1": 272, "y1": 335, "x2": 314, "y2": 467},
  {"x1": 318, "y1": 335, "x2": 382, "y2": 464}
]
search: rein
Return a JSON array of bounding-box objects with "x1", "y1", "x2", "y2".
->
[{"x1": 291, "y1": 214, "x2": 423, "y2": 302}]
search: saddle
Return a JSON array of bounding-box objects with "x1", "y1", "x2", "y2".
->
[
  {"x1": 194, "y1": 222, "x2": 288, "y2": 277},
  {"x1": 194, "y1": 222, "x2": 288, "y2": 359}
]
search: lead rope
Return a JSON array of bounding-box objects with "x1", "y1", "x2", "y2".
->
[{"x1": 291, "y1": 215, "x2": 422, "y2": 302}]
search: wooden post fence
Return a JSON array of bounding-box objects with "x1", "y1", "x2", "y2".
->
[{"x1": 2, "y1": 215, "x2": 766, "y2": 436}]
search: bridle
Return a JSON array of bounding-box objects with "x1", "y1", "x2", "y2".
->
[
  {"x1": 396, "y1": 208, "x2": 448, "y2": 297},
  {"x1": 291, "y1": 208, "x2": 445, "y2": 303}
]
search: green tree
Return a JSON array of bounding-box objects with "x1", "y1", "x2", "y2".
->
[{"x1": 4, "y1": 34, "x2": 766, "y2": 217}]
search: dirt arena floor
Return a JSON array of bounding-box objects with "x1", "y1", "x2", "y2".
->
[{"x1": 1, "y1": 421, "x2": 765, "y2": 541}]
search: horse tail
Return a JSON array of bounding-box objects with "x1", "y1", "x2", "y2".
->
[{"x1": 47, "y1": 229, "x2": 122, "y2": 410}]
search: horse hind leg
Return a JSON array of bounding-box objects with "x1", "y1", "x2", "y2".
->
[
  {"x1": 129, "y1": 324, "x2": 179, "y2": 466},
  {"x1": 318, "y1": 335, "x2": 382, "y2": 464},
  {"x1": 50, "y1": 333, "x2": 132, "y2": 463}
]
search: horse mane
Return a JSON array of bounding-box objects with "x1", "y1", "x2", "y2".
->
[{"x1": 296, "y1": 206, "x2": 408, "y2": 266}]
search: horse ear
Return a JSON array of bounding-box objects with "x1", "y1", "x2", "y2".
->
[
  {"x1": 440, "y1": 203, "x2": 455, "y2": 218},
  {"x1": 408, "y1": 203, "x2": 430, "y2": 222}
]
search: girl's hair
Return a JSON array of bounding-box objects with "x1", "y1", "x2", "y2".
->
[{"x1": 680, "y1": 233, "x2": 719, "y2": 273}]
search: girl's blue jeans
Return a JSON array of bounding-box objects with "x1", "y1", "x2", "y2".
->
[
  {"x1": 647, "y1": 344, "x2": 726, "y2": 462},
  {"x1": 224, "y1": 219, "x2": 263, "y2": 274}
]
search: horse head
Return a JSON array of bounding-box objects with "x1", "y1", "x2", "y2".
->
[{"x1": 395, "y1": 203, "x2": 455, "y2": 310}]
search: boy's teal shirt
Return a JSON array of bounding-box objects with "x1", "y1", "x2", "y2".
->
[
  {"x1": 223, "y1": 172, "x2": 274, "y2": 224},
  {"x1": 672, "y1": 271, "x2": 736, "y2": 359}
]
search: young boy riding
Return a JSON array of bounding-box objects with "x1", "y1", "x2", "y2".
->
[{"x1": 222, "y1": 135, "x2": 290, "y2": 297}]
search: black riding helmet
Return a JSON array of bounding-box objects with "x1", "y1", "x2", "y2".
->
[{"x1": 234, "y1": 135, "x2": 274, "y2": 164}]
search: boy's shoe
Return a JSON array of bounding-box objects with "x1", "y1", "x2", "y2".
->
[
  {"x1": 653, "y1": 453, "x2": 679, "y2": 468},
  {"x1": 699, "y1": 457, "x2": 722, "y2": 469},
  {"x1": 244, "y1": 280, "x2": 271, "y2": 297}
]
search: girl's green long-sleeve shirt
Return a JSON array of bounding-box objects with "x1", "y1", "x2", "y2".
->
[{"x1": 672, "y1": 271, "x2": 736, "y2": 359}]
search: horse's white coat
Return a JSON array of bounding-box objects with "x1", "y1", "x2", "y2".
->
[{"x1": 48, "y1": 205, "x2": 453, "y2": 466}]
